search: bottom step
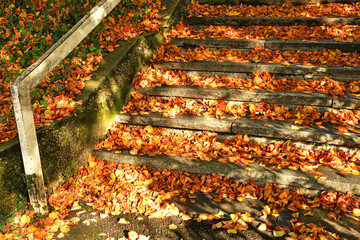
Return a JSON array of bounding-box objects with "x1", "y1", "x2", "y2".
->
[{"x1": 92, "y1": 150, "x2": 360, "y2": 195}]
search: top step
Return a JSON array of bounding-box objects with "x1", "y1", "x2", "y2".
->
[{"x1": 197, "y1": 0, "x2": 360, "y2": 5}]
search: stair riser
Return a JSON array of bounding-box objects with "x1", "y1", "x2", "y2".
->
[
  {"x1": 115, "y1": 113, "x2": 360, "y2": 147},
  {"x1": 154, "y1": 62, "x2": 360, "y2": 81},
  {"x1": 137, "y1": 86, "x2": 333, "y2": 109}
]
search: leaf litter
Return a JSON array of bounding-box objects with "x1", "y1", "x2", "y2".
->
[{"x1": 1, "y1": 154, "x2": 359, "y2": 239}]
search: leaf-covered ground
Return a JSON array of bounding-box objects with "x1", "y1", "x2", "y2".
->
[
  {"x1": 96, "y1": 124, "x2": 360, "y2": 176},
  {"x1": 134, "y1": 67, "x2": 360, "y2": 96},
  {"x1": 170, "y1": 21, "x2": 360, "y2": 42},
  {"x1": 122, "y1": 92, "x2": 360, "y2": 134},
  {"x1": 1, "y1": 155, "x2": 359, "y2": 239},
  {"x1": 153, "y1": 42, "x2": 360, "y2": 67},
  {"x1": 0, "y1": 0, "x2": 163, "y2": 144},
  {"x1": 187, "y1": 1, "x2": 360, "y2": 18}
]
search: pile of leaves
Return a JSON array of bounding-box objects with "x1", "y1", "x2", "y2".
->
[
  {"x1": 169, "y1": 22, "x2": 360, "y2": 42},
  {"x1": 122, "y1": 93, "x2": 360, "y2": 133},
  {"x1": 0, "y1": 0, "x2": 163, "y2": 143},
  {"x1": 187, "y1": 1, "x2": 360, "y2": 17},
  {"x1": 95, "y1": 123, "x2": 360, "y2": 176},
  {"x1": 153, "y1": 42, "x2": 360, "y2": 67},
  {"x1": 134, "y1": 67, "x2": 360, "y2": 96},
  {"x1": 2, "y1": 155, "x2": 360, "y2": 239}
]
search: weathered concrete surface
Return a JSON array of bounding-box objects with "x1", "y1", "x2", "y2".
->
[
  {"x1": 92, "y1": 150, "x2": 360, "y2": 195},
  {"x1": 333, "y1": 94, "x2": 360, "y2": 110},
  {"x1": 154, "y1": 61, "x2": 360, "y2": 81},
  {"x1": 115, "y1": 112, "x2": 234, "y2": 132},
  {"x1": 115, "y1": 112, "x2": 360, "y2": 147},
  {"x1": 198, "y1": 0, "x2": 359, "y2": 5},
  {"x1": 171, "y1": 38, "x2": 360, "y2": 52},
  {"x1": 184, "y1": 16, "x2": 360, "y2": 27},
  {"x1": 137, "y1": 85, "x2": 333, "y2": 107},
  {"x1": 232, "y1": 117, "x2": 360, "y2": 147}
]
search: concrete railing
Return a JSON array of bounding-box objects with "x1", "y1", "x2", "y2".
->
[{"x1": 10, "y1": 0, "x2": 122, "y2": 213}]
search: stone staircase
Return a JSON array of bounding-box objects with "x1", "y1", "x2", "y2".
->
[{"x1": 94, "y1": 0, "x2": 360, "y2": 194}]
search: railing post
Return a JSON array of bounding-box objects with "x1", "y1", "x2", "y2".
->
[{"x1": 10, "y1": 85, "x2": 47, "y2": 214}]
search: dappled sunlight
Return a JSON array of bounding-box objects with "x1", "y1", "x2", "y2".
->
[
  {"x1": 2, "y1": 154, "x2": 360, "y2": 239},
  {"x1": 169, "y1": 22, "x2": 360, "y2": 42},
  {"x1": 95, "y1": 124, "x2": 360, "y2": 176},
  {"x1": 122, "y1": 93, "x2": 360, "y2": 134},
  {"x1": 153, "y1": 42, "x2": 360, "y2": 67},
  {"x1": 134, "y1": 67, "x2": 360, "y2": 96},
  {"x1": 187, "y1": 1, "x2": 360, "y2": 18}
]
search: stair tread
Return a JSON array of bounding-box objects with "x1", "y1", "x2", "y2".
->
[
  {"x1": 115, "y1": 112, "x2": 360, "y2": 146},
  {"x1": 137, "y1": 85, "x2": 334, "y2": 107},
  {"x1": 92, "y1": 149, "x2": 360, "y2": 195},
  {"x1": 183, "y1": 16, "x2": 360, "y2": 26},
  {"x1": 154, "y1": 61, "x2": 360, "y2": 80},
  {"x1": 171, "y1": 37, "x2": 360, "y2": 52},
  {"x1": 197, "y1": 0, "x2": 360, "y2": 5}
]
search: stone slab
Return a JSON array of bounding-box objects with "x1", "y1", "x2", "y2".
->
[
  {"x1": 232, "y1": 117, "x2": 360, "y2": 147},
  {"x1": 115, "y1": 112, "x2": 234, "y2": 132},
  {"x1": 137, "y1": 85, "x2": 333, "y2": 107},
  {"x1": 171, "y1": 38, "x2": 360, "y2": 52},
  {"x1": 183, "y1": 16, "x2": 360, "y2": 27},
  {"x1": 333, "y1": 93, "x2": 360, "y2": 110},
  {"x1": 198, "y1": 0, "x2": 359, "y2": 5},
  {"x1": 154, "y1": 61, "x2": 360, "y2": 81},
  {"x1": 92, "y1": 150, "x2": 360, "y2": 195}
]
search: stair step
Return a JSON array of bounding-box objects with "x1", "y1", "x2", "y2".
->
[
  {"x1": 115, "y1": 112, "x2": 360, "y2": 147},
  {"x1": 232, "y1": 117, "x2": 360, "y2": 147},
  {"x1": 92, "y1": 150, "x2": 360, "y2": 195},
  {"x1": 183, "y1": 16, "x2": 360, "y2": 27},
  {"x1": 115, "y1": 112, "x2": 233, "y2": 132},
  {"x1": 197, "y1": 0, "x2": 359, "y2": 5},
  {"x1": 171, "y1": 38, "x2": 360, "y2": 52},
  {"x1": 137, "y1": 85, "x2": 333, "y2": 107},
  {"x1": 333, "y1": 93, "x2": 360, "y2": 109},
  {"x1": 154, "y1": 61, "x2": 360, "y2": 81}
]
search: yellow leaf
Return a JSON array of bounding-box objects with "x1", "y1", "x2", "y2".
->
[
  {"x1": 128, "y1": 231, "x2": 138, "y2": 239},
  {"x1": 60, "y1": 225, "x2": 70, "y2": 233},
  {"x1": 262, "y1": 205, "x2": 271, "y2": 215},
  {"x1": 169, "y1": 224, "x2": 178, "y2": 229},
  {"x1": 144, "y1": 125, "x2": 153, "y2": 133},
  {"x1": 48, "y1": 212, "x2": 59, "y2": 219},
  {"x1": 214, "y1": 222, "x2": 223, "y2": 228},
  {"x1": 181, "y1": 214, "x2": 192, "y2": 220},
  {"x1": 273, "y1": 230, "x2": 286, "y2": 237},
  {"x1": 110, "y1": 172, "x2": 116, "y2": 181},
  {"x1": 118, "y1": 218, "x2": 130, "y2": 224},
  {"x1": 258, "y1": 223, "x2": 267, "y2": 231},
  {"x1": 20, "y1": 215, "x2": 31, "y2": 225},
  {"x1": 245, "y1": 167, "x2": 252, "y2": 171},
  {"x1": 49, "y1": 225, "x2": 59, "y2": 233},
  {"x1": 44, "y1": 110, "x2": 54, "y2": 117},
  {"x1": 304, "y1": 211, "x2": 314, "y2": 216},
  {"x1": 134, "y1": 181, "x2": 144, "y2": 186},
  {"x1": 291, "y1": 125, "x2": 301, "y2": 130},
  {"x1": 227, "y1": 229, "x2": 237, "y2": 234},
  {"x1": 351, "y1": 86, "x2": 359, "y2": 93},
  {"x1": 353, "y1": 208, "x2": 360, "y2": 217},
  {"x1": 288, "y1": 232, "x2": 298, "y2": 238},
  {"x1": 88, "y1": 161, "x2": 95, "y2": 168}
]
